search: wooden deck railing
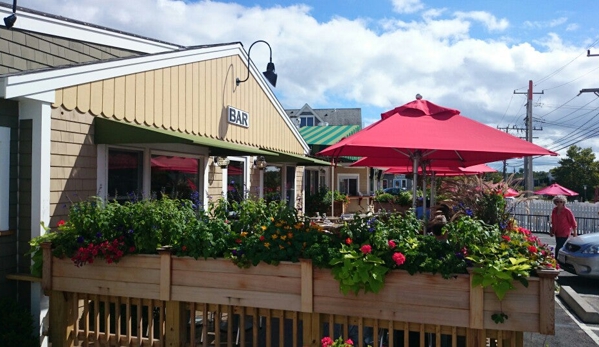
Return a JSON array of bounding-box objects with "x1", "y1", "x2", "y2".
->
[{"x1": 42, "y1": 243, "x2": 558, "y2": 347}]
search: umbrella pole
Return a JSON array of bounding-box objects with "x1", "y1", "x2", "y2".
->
[
  {"x1": 412, "y1": 155, "x2": 419, "y2": 210},
  {"x1": 431, "y1": 172, "x2": 436, "y2": 210},
  {"x1": 331, "y1": 160, "x2": 335, "y2": 217},
  {"x1": 421, "y1": 161, "x2": 427, "y2": 234}
]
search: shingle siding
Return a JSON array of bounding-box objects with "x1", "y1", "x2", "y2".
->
[{"x1": 0, "y1": 26, "x2": 143, "y2": 76}]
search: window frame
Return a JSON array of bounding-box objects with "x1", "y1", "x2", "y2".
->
[{"x1": 337, "y1": 173, "x2": 359, "y2": 196}]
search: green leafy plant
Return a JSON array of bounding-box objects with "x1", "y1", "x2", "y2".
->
[
  {"x1": 31, "y1": 189, "x2": 558, "y2": 326},
  {"x1": 323, "y1": 190, "x2": 350, "y2": 205},
  {"x1": 0, "y1": 298, "x2": 39, "y2": 347},
  {"x1": 373, "y1": 192, "x2": 394, "y2": 203}
]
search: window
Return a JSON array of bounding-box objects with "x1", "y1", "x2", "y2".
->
[
  {"x1": 107, "y1": 149, "x2": 143, "y2": 199},
  {"x1": 227, "y1": 160, "x2": 245, "y2": 203},
  {"x1": 393, "y1": 179, "x2": 407, "y2": 189},
  {"x1": 319, "y1": 169, "x2": 326, "y2": 188},
  {"x1": 264, "y1": 166, "x2": 282, "y2": 204},
  {"x1": 0, "y1": 127, "x2": 9, "y2": 230},
  {"x1": 151, "y1": 155, "x2": 200, "y2": 201},
  {"x1": 338, "y1": 174, "x2": 359, "y2": 196},
  {"x1": 299, "y1": 116, "x2": 314, "y2": 127},
  {"x1": 304, "y1": 169, "x2": 321, "y2": 196},
  {"x1": 286, "y1": 166, "x2": 296, "y2": 208}
]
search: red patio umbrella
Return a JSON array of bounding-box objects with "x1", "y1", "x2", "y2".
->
[
  {"x1": 151, "y1": 156, "x2": 198, "y2": 173},
  {"x1": 534, "y1": 183, "x2": 578, "y2": 196},
  {"x1": 318, "y1": 97, "x2": 557, "y2": 207},
  {"x1": 380, "y1": 163, "x2": 496, "y2": 176},
  {"x1": 504, "y1": 188, "x2": 520, "y2": 197}
]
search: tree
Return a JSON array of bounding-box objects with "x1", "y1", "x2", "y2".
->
[{"x1": 550, "y1": 146, "x2": 599, "y2": 201}]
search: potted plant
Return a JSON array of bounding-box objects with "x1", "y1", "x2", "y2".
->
[
  {"x1": 323, "y1": 189, "x2": 350, "y2": 216},
  {"x1": 31, "y1": 190, "x2": 559, "y2": 346}
]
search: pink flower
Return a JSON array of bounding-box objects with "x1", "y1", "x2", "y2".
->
[
  {"x1": 360, "y1": 245, "x2": 372, "y2": 254},
  {"x1": 388, "y1": 240, "x2": 396, "y2": 249},
  {"x1": 392, "y1": 252, "x2": 406, "y2": 266},
  {"x1": 345, "y1": 339, "x2": 354, "y2": 345},
  {"x1": 501, "y1": 235, "x2": 510, "y2": 242},
  {"x1": 321, "y1": 337, "x2": 334, "y2": 347}
]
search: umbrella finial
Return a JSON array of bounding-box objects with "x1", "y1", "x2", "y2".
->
[{"x1": 415, "y1": 93, "x2": 423, "y2": 100}]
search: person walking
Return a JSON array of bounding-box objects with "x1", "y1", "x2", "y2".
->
[{"x1": 549, "y1": 195, "x2": 577, "y2": 258}]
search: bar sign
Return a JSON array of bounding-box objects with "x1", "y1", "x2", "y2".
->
[{"x1": 228, "y1": 106, "x2": 249, "y2": 128}]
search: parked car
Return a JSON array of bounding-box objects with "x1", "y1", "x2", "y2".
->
[
  {"x1": 557, "y1": 233, "x2": 599, "y2": 279},
  {"x1": 383, "y1": 187, "x2": 404, "y2": 195}
]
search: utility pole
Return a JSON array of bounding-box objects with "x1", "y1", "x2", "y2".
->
[
  {"x1": 514, "y1": 80, "x2": 543, "y2": 194},
  {"x1": 579, "y1": 50, "x2": 599, "y2": 96},
  {"x1": 497, "y1": 125, "x2": 526, "y2": 180}
]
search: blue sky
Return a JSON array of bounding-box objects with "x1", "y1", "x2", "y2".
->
[{"x1": 18, "y1": 0, "x2": 599, "y2": 172}]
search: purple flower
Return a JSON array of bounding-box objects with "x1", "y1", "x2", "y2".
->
[
  {"x1": 96, "y1": 232, "x2": 102, "y2": 238},
  {"x1": 77, "y1": 236, "x2": 84, "y2": 243}
]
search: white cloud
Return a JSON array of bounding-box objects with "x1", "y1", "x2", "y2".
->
[
  {"x1": 524, "y1": 17, "x2": 568, "y2": 29},
  {"x1": 566, "y1": 23, "x2": 579, "y2": 31},
  {"x1": 16, "y1": 0, "x2": 599, "y2": 170},
  {"x1": 391, "y1": 0, "x2": 425, "y2": 14},
  {"x1": 453, "y1": 11, "x2": 509, "y2": 32}
]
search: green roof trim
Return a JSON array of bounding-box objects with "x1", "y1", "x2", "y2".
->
[
  {"x1": 299, "y1": 125, "x2": 361, "y2": 146},
  {"x1": 94, "y1": 117, "x2": 274, "y2": 156},
  {"x1": 261, "y1": 150, "x2": 331, "y2": 166}
]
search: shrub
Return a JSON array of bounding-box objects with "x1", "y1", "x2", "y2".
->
[{"x1": 0, "y1": 298, "x2": 39, "y2": 347}]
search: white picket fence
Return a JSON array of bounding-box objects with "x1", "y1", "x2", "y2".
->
[{"x1": 508, "y1": 199, "x2": 599, "y2": 234}]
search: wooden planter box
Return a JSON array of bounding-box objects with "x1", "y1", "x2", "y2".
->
[
  {"x1": 42, "y1": 245, "x2": 558, "y2": 335},
  {"x1": 326, "y1": 201, "x2": 346, "y2": 216}
]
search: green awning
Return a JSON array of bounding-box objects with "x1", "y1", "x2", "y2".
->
[
  {"x1": 94, "y1": 117, "x2": 274, "y2": 156},
  {"x1": 299, "y1": 125, "x2": 361, "y2": 146},
  {"x1": 261, "y1": 150, "x2": 331, "y2": 166}
]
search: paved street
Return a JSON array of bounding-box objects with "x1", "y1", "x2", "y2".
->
[{"x1": 524, "y1": 233, "x2": 599, "y2": 346}]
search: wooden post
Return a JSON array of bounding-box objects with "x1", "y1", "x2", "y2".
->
[
  {"x1": 302, "y1": 312, "x2": 321, "y2": 347},
  {"x1": 41, "y1": 242, "x2": 53, "y2": 294},
  {"x1": 164, "y1": 301, "x2": 187, "y2": 346},
  {"x1": 466, "y1": 328, "x2": 486, "y2": 347},
  {"x1": 158, "y1": 247, "x2": 172, "y2": 301},
  {"x1": 300, "y1": 259, "x2": 313, "y2": 313},
  {"x1": 537, "y1": 269, "x2": 559, "y2": 335},
  {"x1": 49, "y1": 291, "x2": 75, "y2": 347},
  {"x1": 468, "y1": 269, "x2": 484, "y2": 329}
]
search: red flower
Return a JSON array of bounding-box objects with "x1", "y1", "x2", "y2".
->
[
  {"x1": 392, "y1": 252, "x2": 406, "y2": 266},
  {"x1": 360, "y1": 245, "x2": 372, "y2": 254},
  {"x1": 388, "y1": 240, "x2": 396, "y2": 249},
  {"x1": 345, "y1": 238, "x2": 352, "y2": 245},
  {"x1": 321, "y1": 337, "x2": 334, "y2": 347},
  {"x1": 129, "y1": 246, "x2": 136, "y2": 253},
  {"x1": 181, "y1": 245, "x2": 187, "y2": 252},
  {"x1": 260, "y1": 235, "x2": 265, "y2": 241},
  {"x1": 235, "y1": 239, "x2": 242, "y2": 244},
  {"x1": 501, "y1": 235, "x2": 511, "y2": 242},
  {"x1": 527, "y1": 245, "x2": 537, "y2": 253},
  {"x1": 57, "y1": 220, "x2": 65, "y2": 227}
]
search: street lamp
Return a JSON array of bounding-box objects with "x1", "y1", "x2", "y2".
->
[
  {"x1": 3, "y1": 0, "x2": 17, "y2": 29},
  {"x1": 236, "y1": 40, "x2": 277, "y2": 88}
]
